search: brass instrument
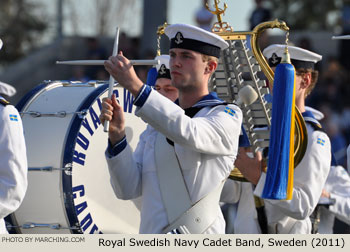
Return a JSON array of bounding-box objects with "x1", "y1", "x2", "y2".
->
[{"x1": 206, "y1": 1, "x2": 308, "y2": 180}]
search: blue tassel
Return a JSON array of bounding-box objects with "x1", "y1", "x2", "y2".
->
[
  {"x1": 146, "y1": 67, "x2": 157, "y2": 87},
  {"x1": 262, "y1": 62, "x2": 295, "y2": 200}
]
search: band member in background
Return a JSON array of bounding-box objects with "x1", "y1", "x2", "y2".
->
[
  {"x1": 303, "y1": 106, "x2": 350, "y2": 234},
  {"x1": 100, "y1": 23, "x2": 242, "y2": 234},
  {"x1": 235, "y1": 45, "x2": 331, "y2": 233},
  {"x1": 0, "y1": 39, "x2": 28, "y2": 234}
]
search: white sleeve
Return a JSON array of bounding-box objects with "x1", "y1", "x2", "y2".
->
[
  {"x1": 327, "y1": 166, "x2": 350, "y2": 224},
  {"x1": 0, "y1": 105, "x2": 28, "y2": 219},
  {"x1": 255, "y1": 129, "x2": 331, "y2": 220},
  {"x1": 105, "y1": 127, "x2": 149, "y2": 200},
  {"x1": 135, "y1": 91, "x2": 242, "y2": 155},
  {"x1": 347, "y1": 144, "x2": 350, "y2": 174}
]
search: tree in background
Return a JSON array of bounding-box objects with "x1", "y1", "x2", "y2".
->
[
  {"x1": 0, "y1": 0, "x2": 48, "y2": 64},
  {"x1": 64, "y1": 0, "x2": 139, "y2": 36}
]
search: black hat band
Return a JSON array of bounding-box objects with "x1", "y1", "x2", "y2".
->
[
  {"x1": 268, "y1": 56, "x2": 315, "y2": 70},
  {"x1": 156, "y1": 67, "x2": 171, "y2": 80},
  {"x1": 170, "y1": 36, "x2": 221, "y2": 58}
]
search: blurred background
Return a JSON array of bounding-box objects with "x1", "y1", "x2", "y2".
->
[{"x1": 1, "y1": 0, "x2": 350, "y2": 168}]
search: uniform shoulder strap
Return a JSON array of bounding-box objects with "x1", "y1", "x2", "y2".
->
[
  {"x1": 0, "y1": 95, "x2": 10, "y2": 106},
  {"x1": 302, "y1": 110, "x2": 323, "y2": 132}
]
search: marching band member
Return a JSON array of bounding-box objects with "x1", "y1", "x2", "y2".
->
[
  {"x1": 303, "y1": 107, "x2": 350, "y2": 233},
  {"x1": 100, "y1": 24, "x2": 242, "y2": 234},
  {"x1": 0, "y1": 39, "x2": 28, "y2": 234},
  {"x1": 318, "y1": 164, "x2": 350, "y2": 233},
  {"x1": 235, "y1": 45, "x2": 331, "y2": 233},
  {"x1": 347, "y1": 144, "x2": 350, "y2": 174}
]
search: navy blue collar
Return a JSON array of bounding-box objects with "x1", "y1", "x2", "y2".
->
[
  {"x1": 302, "y1": 110, "x2": 315, "y2": 120},
  {"x1": 302, "y1": 110, "x2": 322, "y2": 128},
  {"x1": 174, "y1": 92, "x2": 225, "y2": 108}
]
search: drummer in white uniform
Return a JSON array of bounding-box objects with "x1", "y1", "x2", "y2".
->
[
  {"x1": 101, "y1": 24, "x2": 242, "y2": 234},
  {"x1": 0, "y1": 39, "x2": 28, "y2": 234},
  {"x1": 235, "y1": 45, "x2": 332, "y2": 233}
]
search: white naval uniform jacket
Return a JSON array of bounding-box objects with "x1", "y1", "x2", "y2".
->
[
  {"x1": 0, "y1": 100, "x2": 28, "y2": 234},
  {"x1": 106, "y1": 88, "x2": 242, "y2": 234},
  {"x1": 318, "y1": 165, "x2": 350, "y2": 233},
  {"x1": 254, "y1": 111, "x2": 331, "y2": 233}
]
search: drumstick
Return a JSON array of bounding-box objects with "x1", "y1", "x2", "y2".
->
[
  {"x1": 104, "y1": 27, "x2": 120, "y2": 132},
  {"x1": 56, "y1": 59, "x2": 159, "y2": 66},
  {"x1": 332, "y1": 35, "x2": 350, "y2": 40}
]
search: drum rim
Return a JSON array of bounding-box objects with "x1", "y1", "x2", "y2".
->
[
  {"x1": 61, "y1": 83, "x2": 108, "y2": 234},
  {"x1": 16, "y1": 81, "x2": 51, "y2": 111}
]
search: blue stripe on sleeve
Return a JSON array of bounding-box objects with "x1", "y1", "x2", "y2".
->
[
  {"x1": 107, "y1": 136, "x2": 127, "y2": 156},
  {"x1": 133, "y1": 84, "x2": 152, "y2": 107}
]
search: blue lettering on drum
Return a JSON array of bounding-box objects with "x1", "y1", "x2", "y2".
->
[
  {"x1": 73, "y1": 184, "x2": 102, "y2": 234},
  {"x1": 124, "y1": 89, "x2": 134, "y2": 113},
  {"x1": 73, "y1": 151, "x2": 85, "y2": 165},
  {"x1": 72, "y1": 185, "x2": 85, "y2": 198},
  {"x1": 81, "y1": 118, "x2": 94, "y2": 136},
  {"x1": 96, "y1": 97, "x2": 102, "y2": 111},
  {"x1": 89, "y1": 107, "x2": 101, "y2": 129},
  {"x1": 73, "y1": 88, "x2": 134, "y2": 166},
  {"x1": 76, "y1": 132, "x2": 89, "y2": 150},
  {"x1": 75, "y1": 201, "x2": 88, "y2": 215}
]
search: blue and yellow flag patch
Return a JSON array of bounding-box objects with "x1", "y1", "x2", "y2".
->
[
  {"x1": 9, "y1": 114, "x2": 18, "y2": 121},
  {"x1": 317, "y1": 137, "x2": 325, "y2": 146},
  {"x1": 224, "y1": 106, "x2": 236, "y2": 117}
]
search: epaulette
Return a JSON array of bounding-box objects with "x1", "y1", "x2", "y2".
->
[
  {"x1": 303, "y1": 110, "x2": 323, "y2": 132},
  {"x1": 304, "y1": 117, "x2": 323, "y2": 132},
  {"x1": 0, "y1": 96, "x2": 10, "y2": 106}
]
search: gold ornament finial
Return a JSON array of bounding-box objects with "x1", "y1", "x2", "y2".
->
[
  {"x1": 206, "y1": 0, "x2": 232, "y2": 33},
  {"x1": 281, "y1": 32, "x2": 291, "y2": 64},
  {"x1": 156, "y1": 22, "x2": 168, "y2": 56}
]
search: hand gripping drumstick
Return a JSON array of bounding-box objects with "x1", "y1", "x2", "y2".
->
[{"x1": 104, "y1": 27, "x2": 120, "y2": 132}]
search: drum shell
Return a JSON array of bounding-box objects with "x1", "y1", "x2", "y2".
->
[{"x1": 7, "y1": 81, "x2": 146, "y2": 234}]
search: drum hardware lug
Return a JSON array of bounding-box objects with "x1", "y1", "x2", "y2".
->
[
  {"x1": 28, "y1": 165, "x2": 72, "y2": 172},
  {"x1": 88, "y1": 81, "x2": 98, "y2": 87},
  {"x1": 64, "y1": 163, "x2": 73, "y2": 175},
  {"x1": 77, "y1": 109, "x2": 88, "y2": 119},
  {"x1": 61, "y1": 81, "x2": 104, "y2": 87}
]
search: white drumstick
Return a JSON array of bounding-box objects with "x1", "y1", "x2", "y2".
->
[
  {"x1": 104, "y1": 27, "x2": 120, "y2": 132},
  {"x1": 332, "y1": 35, "x2": 350, "y2": 40},
  {"x1": 56, "y1": 59, "x2": 159, "y2": 66}
]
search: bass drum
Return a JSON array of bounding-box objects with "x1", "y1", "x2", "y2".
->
[{"x1": 6, "y1": 81, "x2": 146, "y2": 234}]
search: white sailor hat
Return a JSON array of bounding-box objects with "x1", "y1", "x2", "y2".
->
[
  {"x1": 155, "y1": 55, "x2": 171, "y2": 80},
  {"x1": 164, "y1": 23, "x2": 229, "y2": 58},
  {"x1": 263, "y1": 44, "x2": 322, "y2": 69},
  {"x1": 0, "y1": 81, "x2": 16, "y2": 97},
  {"x1": 0, "y1": 39, "x2": 3, "y2": 50}
]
